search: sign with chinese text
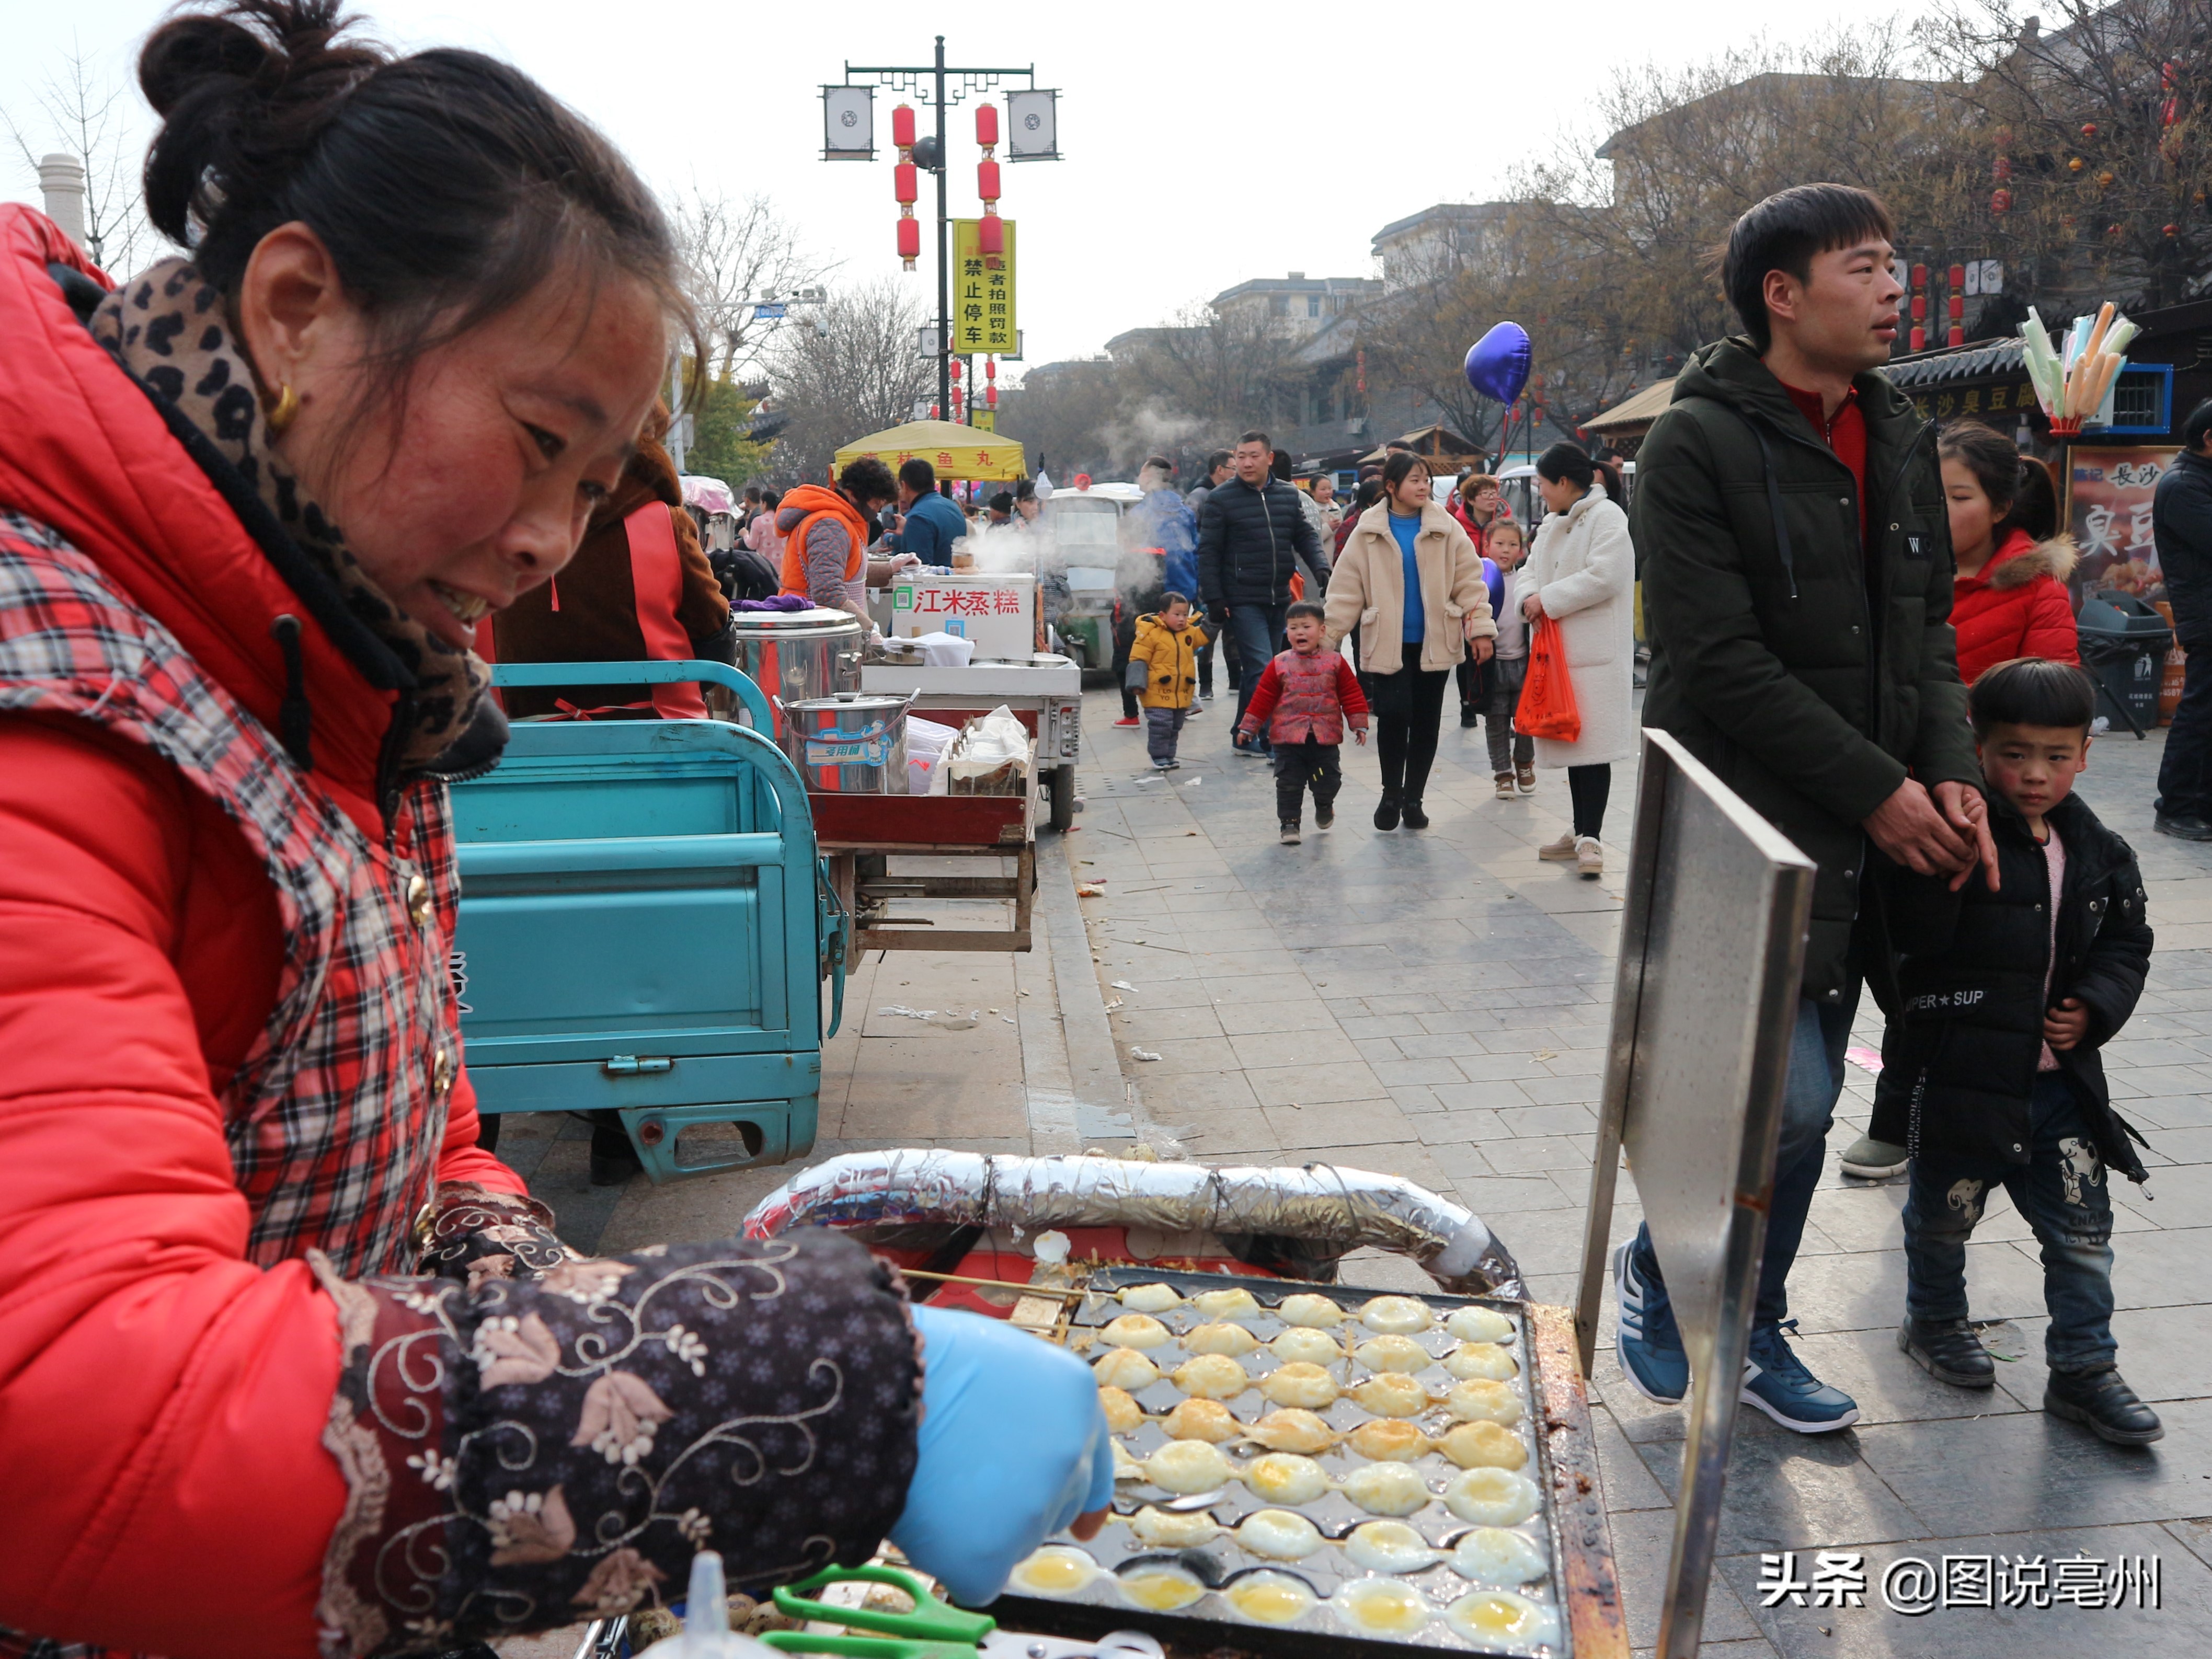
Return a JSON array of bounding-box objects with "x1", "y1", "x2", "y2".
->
[
  {"x1": 2067, "y1": 445, "x2": 2178, "y2": 605},
  {"x1": 952, "y1": 218, "x2": 1017, "y2": 354},
  {"x1": 971, "y1": 409, "x2": 996, "y2": 433},
  {"x1": 890, "y1": 573, "x2": 1036, "y2": 660},
  {"x1": 1906, "y1": 378, "x2": 2034, "y2": 423}
]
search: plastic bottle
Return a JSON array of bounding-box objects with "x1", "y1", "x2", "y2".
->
[{"x1": 631, "y1": 1553, "x2": 786, "y2": 1659}]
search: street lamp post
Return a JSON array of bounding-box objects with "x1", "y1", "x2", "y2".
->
[{"x1": 826, "y1": 41, "x2": 1053, "y2": 435}]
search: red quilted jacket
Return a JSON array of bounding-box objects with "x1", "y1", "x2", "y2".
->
[
  {"x1": 1952, "y1": 528, "x2": 2080, "y2": 685},
  {"x1": 0, "y1": 208, "x2": 520, "y2": 1655}
]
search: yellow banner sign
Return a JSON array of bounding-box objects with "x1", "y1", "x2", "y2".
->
[
  {"x1": 970, "y1": 409, "x2": 996, "y2": 433},
  {"x1": 952, "y1": 218, "x2": 1017, "y2": 354}
]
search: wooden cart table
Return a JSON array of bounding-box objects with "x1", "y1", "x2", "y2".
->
[{"x1": 811, "y1": 785, "x2": 1036, "y2": 962}]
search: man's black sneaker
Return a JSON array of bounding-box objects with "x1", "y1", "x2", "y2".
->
[
  {"x1": 1401, "y1": 798, "x2": 1430, "y2": 829},
  {"x1": 1897, "y1": 1318, "x2": 1995, "y2": 1388},
  {"x1": 1315, "y1": 803, "x2": 1335, "y2": 830},
  {"x1": 2154, "y1": 813, "x2": 2212, "y2": 842},
  {"x1": 2046, "y1": 1365, "x2": 2164, "y2": 1444},
  {"x1": 1374, "y1": 792, "x2": 1401, "y2": 831}
]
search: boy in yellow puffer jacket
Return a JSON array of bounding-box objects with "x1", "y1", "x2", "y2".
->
[{"x1": 1126, "y1": 592, "x2": 1209, "y2": 769}]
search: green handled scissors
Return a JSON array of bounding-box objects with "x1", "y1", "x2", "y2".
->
[{"x1": 761, "y1": 1565, "x2": 996, "y2": 1659}]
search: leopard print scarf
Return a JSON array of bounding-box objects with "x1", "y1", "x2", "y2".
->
[{"x1": 91, "y1": 258, "x2": 488, "y2": 769}]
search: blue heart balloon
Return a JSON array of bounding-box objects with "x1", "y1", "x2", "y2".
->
[{"x1": 1464, "y1": 321, "x2": 1532, "y2": 406}]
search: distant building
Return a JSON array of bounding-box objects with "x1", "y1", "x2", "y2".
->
[
  {"x1": 1209, "y1": 272, "x2": 1381, "y2": 332},
  {"x1": 1371, "y1": 204, "x2": 1518, "y2": 291}
]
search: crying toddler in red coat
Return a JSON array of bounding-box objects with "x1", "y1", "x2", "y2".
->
[{"x1": 1940, "y1": 421, "x2": 2080, "y2": 685}]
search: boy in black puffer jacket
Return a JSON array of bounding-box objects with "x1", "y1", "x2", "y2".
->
[{"x1": 1872, "y1": 659, "x2": 2159, "y2": 1443}]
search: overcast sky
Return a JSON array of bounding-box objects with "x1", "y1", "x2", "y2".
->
[{"x1": 6, "y1": 1, "x2": 1884, "y2": 375}]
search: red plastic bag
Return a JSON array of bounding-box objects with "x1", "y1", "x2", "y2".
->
[{"x1": 1518, "y1": 617, "x2": 1581, "y2": 742}]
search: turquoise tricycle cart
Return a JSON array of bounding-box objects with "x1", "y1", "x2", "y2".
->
[{"x1": 448, "y1": 660, "x2": 845, "y2": 1183}]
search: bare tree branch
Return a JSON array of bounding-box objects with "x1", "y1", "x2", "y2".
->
[
  {"x1": 670, "y1": 188, "x2": 836, "y2": 383},
  {"x1": 4, "y1": 41, "x2": 153, "y2": 273},
  {"x1": 763, "y1": 279, "x2": 935, "y2": 483}
]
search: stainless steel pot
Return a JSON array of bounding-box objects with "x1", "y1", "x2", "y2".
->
[
  {"x1": 728, "y1": 608, "x2": 864, "y2": 736},
  {"x1": 781, "y1": 692, "x2": 912, "y2": 793}
]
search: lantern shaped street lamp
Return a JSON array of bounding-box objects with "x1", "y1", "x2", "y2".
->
[
  {"x1": 976, "y1": 103, "x2": 1005, "y2": 256},
  {"x1": 892, "y1": 105, "x2": 920, "y2": 270}
]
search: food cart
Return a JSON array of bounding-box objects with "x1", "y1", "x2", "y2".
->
[{"x1": 723, "y1": 1151, "x2": 1626, "y2": 1659}]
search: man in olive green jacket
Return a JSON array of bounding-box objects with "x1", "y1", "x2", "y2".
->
[{"x1": 1619, "y1": 185, "x2": 1997, "y2": 1434}]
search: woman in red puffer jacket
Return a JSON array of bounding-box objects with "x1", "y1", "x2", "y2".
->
[
  {"x1": 1941, "y1": 421, "x2": 2079, "y2": 685},
  {"x1": 0, "y1": 7, "x2": 1104, "y2": 1657}
]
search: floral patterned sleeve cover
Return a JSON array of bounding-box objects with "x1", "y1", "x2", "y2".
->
[{"x1": 314, "y1": 1228, "x2": 923, "y2": 1657}]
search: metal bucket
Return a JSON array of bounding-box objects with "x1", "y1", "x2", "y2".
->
[
  {"x1": 729, "y1": 608, "x2": 865, "y2": 736},
  {"x1": 782, "y1": 692, "x2": 911, "y2": 793}
]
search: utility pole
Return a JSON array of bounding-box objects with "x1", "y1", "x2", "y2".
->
[{"x1": 827, "y1": 44, "x2": 1056, "y2": 434}]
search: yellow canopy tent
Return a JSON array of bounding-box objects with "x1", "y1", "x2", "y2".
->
[{"x1": 832, "y1": 419, "x2": 1027, "y2": 481}]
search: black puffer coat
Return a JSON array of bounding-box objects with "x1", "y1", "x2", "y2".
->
[
  {"x1": 2153, "y1": 447, "x2": 2212, "y2": 650},
  {"x1": 1869, "y1": 791, "x2": 2152, "y2": 1181},
  {"x1": 1634, "y1": 338, "x2": 1984, "y2": 1002},
  {"x1": 1196, "y1": 475, "x2": 1323, "y2": 609}
]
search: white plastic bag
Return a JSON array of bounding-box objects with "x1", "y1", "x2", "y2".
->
[
  {"x1": 907, "y1": 630, "x2": 976, "y2": 667},
  {"x1": 904, "y1": 716, "x2": 958, "y2": 795}
]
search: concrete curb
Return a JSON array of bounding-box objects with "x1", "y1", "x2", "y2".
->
[{"x1": 1035, "y1": 832, "x2": 1141, "y2": 1146}]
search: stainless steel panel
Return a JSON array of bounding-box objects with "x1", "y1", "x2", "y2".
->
[{"x1": 1573, "y1": 731, "x2": 1814, "y2": 1659}]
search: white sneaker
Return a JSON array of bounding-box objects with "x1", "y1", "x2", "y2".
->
[{"x1": 1576, "y1": 836, "x2": 1604, "y2": 878}]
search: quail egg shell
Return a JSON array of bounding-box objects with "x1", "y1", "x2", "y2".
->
[
  {"x1": 1260, "y1": 1361, "x2": 1340, "y2": 1409},
  {"x1": 1268, "y1": 1326, "x2": 1346, "y2": 1366},
  {"x1": 1243, "y1": 1407, "x2": 1338, "y2": 1455},
  {"x1": 1443, "y1": 1341, "x2": 1518, "y2": 1382},
  {"x1": 1276, "y1": 1292, "x2": 1347, "y2": 1327},
  {"x1": 1172, "y1": 1353, "x2": 1251, "y2": 1400},
  {"x1": 1094, "y1": 1349, "x2": 1161, "y2": 1391},
  {"x1": 1359, "y1": 1295, "x2": 1434, "y2": 1334},
  {"x1": 1117, "y1": 1564, "x2": 1207, "y2": 1611},
  {"x1": 1098, "y1": 1386, "x2": 1147, "y2": 1434},
  {"x1": 1442, "y1": 1467, "x2": 1540, "y2": 1526},
  {"x1": 1242, "y1": 1451, "x2": 1332, "y2": 1505},
  {"x1": 1332, "y1": 1578, "x2": 1432, "y2": 1635},
  {"x1": 1100, "y1": 1313, "x2": 1172, "y2": 1350},
  {"x1": 1010, "y1": 1545, "x2": 1104, "y2": 1597},
  {"x1": 1342, "y1": 1460, "x2": 1432, "y2": 1517},
  {"x1": 1190, "y1": 1286, "x2": 1263, "y2": 1321},
  {"x1": 1342, "y1": 1519, "x2": 1440, "y2": 1574},
  {"x1": 1161, "y1": 1397, "x2": 1242, "y2": 1443},
  {"x1": 1452, "y1": 1526, "x2": 1550, "y2": 1586},
  {"x1": 1144, "y1": 1439, "x2": 1234, "y2": 1494},
  {"x1": 1119, "y1": 1282, "x2": 1183, "y2": 1314},
  {"x1": 1233, "y1": 1508, "x2": 1325, "y2": 1561},
  {"x1": 1183, "y1": 1320, "x2": 1263, "y2": 1357},
  {"x1": 1354, "y1": 1334, "x2": 1434, "y2": 1374},
  {"x1": 1444, "y1": 1378, "x2": 1522, "y2": 1425},
  {"x1": 1445, "y1": 1305, "x2": 1516, "y2": 1343},
  {"x1": 1434, "y1": 1420, "x2": 1527, "y2": 1471},
  {"x1": 1347, "y1": 1419, "x2": 1430, "y2": 1462},
  {"x1": 1128, "y1": 1504, "x2": 1224, "y2": 1549},
  {"x1": 1348, "y1": 1371, "x2": 1432, "y2": 1419},
  {"x1": 1445, "y1": 1589, "x2": 1560, "y2": 1650},
  {"x1": 1225, "y1": 1571, "x2": 1321, "y2": 1626}
]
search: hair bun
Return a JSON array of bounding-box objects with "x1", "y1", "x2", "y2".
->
[{"x1": 139, "y1": 2, "x2": 382, "y2": 251}]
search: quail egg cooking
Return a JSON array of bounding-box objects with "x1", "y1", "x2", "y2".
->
[
  {"x1": 1172, "y1": 1353, "x2": 1251, "y2": 1400},
  {"x1": 1275, "y1": 1292, "x2": 1347, "y2": 1327},
  {"x1": 1259, "y1": 1361, "x2": 1340, "y2": 1409},
  {"x1": 1332, "y1": 1578, "x2": 1433, "y2": 1634},
  {"x1": 1242, "y1": 1407, "x2": 1338, "y2": 1455},
  {"x1": 1099, "y1": 1313, "x2": 1172, "y2": 1350},
  {"x1": 1117, "y1": 1564, "x2": 1207, "y2": 1611},
  {"x1": 1242, "y1": 1451, "x2": 1332, "y2": 1505},
  {"x1": 1161, "y1": 1397, "x2": 1242, "y2": 1443},
  {"x1": 1445, "y1": 1305, "x2": 1516, "y2": 1343},
  {"x1": 1143, "y1": 1439, "x2": 1234, "y2": 1494},
  {"x1": 1358, "y1": 1295, "x2": 1434, "y2": 1334},
  {"x1": 1183, "y1": 1320, "x2": 1263, "y2": 1357},
  {"x1": 1452, "y1": 1525, "x2": 1550, "y2": 1586},
  {"x1": 1127, "y1": 1505, "x2": 1223, "y2": 1549},
  {"x1": 1009, "y1": 1546, "x2": 1104, "y2": 1597},
  {"x1": 1342, "y1": 1460, "x2": 1433, "y2": 1517},
  {"x1": 1233, "y1": 1507, "x2": 1325, "y2": 1561},
  {"x1": 1354, "y1": 1334, "x2": 1434, "y2": 1374},
  {"x1": 1093, "y1": 1349, "x2": 1161, "y2": 1391},
  {"x1": 1445, "y1": 1377, "x2": 1522, "y2": 1425},
  {"x1": 1342, "y1": 1519, "x2": 1440, "y2": 1574},
  {"x1": 1443, "y1": 1341, "x2": 1518, "y2": 1381},
  {"x1": 1189, "y1": 1286, "x2": 1263, "y2": 1321},
  {"x1": 1349, "y1": 1371, "x2": 1432, "y2": 1418},
  {"x1": 1434, "y1": 1419, "x2": 1528, "y2": 1470},
  {"x1": 1097, "y1": 1385, "x2": 1146, "y2": 1433},
  {"x1": 1443, "y1": 1466, "x2": 1541, "y2": 1526},
  {"x1": 1117, "y1": 1282, "x2": 1183, "y2": 1313},
  {"x1": 1268, "y1": 1326, "x2": 1346, "y2": 1366},
  {"x1": 1224, "y1": 1571, "x2": 1321, "y2": 1626},
  {"x1": 1347, "y1": 1418, "x2": 1430, "y2": 1462},
  {"x1": 1444, "y1": 1589, "x2": 1560, "y2": 1651}
]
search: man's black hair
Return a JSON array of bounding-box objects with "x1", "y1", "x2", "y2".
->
[
  {"x1": 1237, "y1": 429, "x2": 1271, "y2": 451},
  {"x1": 1206, "y1": 448, "x2": 1233, "y2": 474},
  {"x1": 898, "y1": 456, "x2": 937, "y2": 492},
  {"x1": 1969, "y1": 657, "x2": 2098, "y2": 739},
  {"x1": 989, "y1": 490, "x2": 1015, "y2": 513},
  {"x1": 1286, "y1": 599, "x2": 1326, "y2": 623},
  {"x1": 839, "y1": 455, "x2": 898, "y2": 505},
  {"x1": 1721, "y1": 183, "x2": 1896, "y2": 352},
  {"x1": 2183, "y1": 397, "x2": 2212, "y2": 453}
]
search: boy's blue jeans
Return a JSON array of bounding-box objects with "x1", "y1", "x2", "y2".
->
[
  {"x1": 1629, "y1": 992, "x2": 1855, "y2": 1332},
  {"x1": 1901, "y1": 1070, "x2": 2118, "y2": 1371}
]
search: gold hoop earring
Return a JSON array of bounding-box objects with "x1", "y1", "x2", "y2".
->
[{"x1": 266, "y1": 383, "x2": 300, "y2": 434}]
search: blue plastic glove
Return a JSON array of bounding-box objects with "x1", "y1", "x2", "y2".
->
[{"x1": 890, "y1": 1303, "x2": 1116, "y2": 1605}]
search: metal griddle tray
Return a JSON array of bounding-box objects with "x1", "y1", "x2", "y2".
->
[{"x1": 991, "y1": 1266, "x2": 1568, "y2": 1659}]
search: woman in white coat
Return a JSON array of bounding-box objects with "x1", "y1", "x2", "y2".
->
[{"x1": 1512, "y1": 442, "x2": 1635, "y2": 877}]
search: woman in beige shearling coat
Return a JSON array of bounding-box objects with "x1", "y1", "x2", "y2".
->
[{"x1": 1324, "y1": 453, "x2": 1495, "y2": 829}]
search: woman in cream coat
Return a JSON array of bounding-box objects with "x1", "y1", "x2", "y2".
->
[
  {"x1": 1324, "y1": 452, "x2": 1496, "y2": 830},
  {"x1": 1512, "y1": 442, "x2": 1635, "y2": 877}
]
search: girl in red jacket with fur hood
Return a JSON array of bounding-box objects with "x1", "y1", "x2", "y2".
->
[
  {"x1": 1940, "y1": 422, "x2": 2080, "y2": 685},
  {"x1": 0, "y1": 7, "x2": 1105, "y2": 1656}
]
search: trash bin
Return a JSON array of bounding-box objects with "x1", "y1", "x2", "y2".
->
[{"x1": 2076, "y1": 592, "x2": 2173, "y2": 736}]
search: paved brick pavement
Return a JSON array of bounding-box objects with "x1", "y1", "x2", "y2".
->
[{"x1": 1074, "y1": 686, "x2": 2212, "y2": 1659}]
